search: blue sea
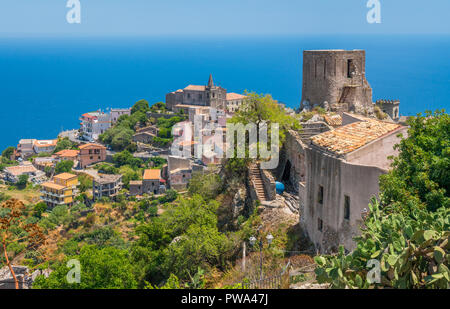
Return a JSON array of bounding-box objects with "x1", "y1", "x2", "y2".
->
[{"x1": 0, "y1": 35, "x2": 449, "y2": 150}]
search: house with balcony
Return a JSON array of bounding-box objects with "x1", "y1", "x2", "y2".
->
[
  {"x1": 79, "y1": 111, "x2": 111, "y2": 142},
  {"x1": 33, "y1": 139, "x2": 58, "y2": 154},
  {"x1": 93, "y1": 174, "x2": 123, "y2": 200},
  {"x1": 40, "y1": 173, "x2": 79, "y2": 208}
]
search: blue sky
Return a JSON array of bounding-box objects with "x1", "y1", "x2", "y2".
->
[{"x1": 0, "y1": 0, "x2": 449, "y2": 36}]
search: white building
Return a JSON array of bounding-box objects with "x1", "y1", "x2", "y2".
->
[
  {"x1": 33, "y1": 139, "x2": 57, "y2": 154},
  {"x1": 79, "y1": 111, "x2": 111, "y2": 142}
]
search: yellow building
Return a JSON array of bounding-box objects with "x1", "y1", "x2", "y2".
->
[{"x1": 40, "y1": 173, "x2": 79, "y2": 208}]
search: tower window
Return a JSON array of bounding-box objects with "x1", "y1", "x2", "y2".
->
[
  {"x1": 347, "y1": 59, "x2": 355, "y2": 78},
  {"x1": 344, "y1": 195, "x2": 350, "y2": 220},
  {"x1": 318, "y1": 218, "x2": 323, "y2": 232},
  {"x1": 318, "y1": 185, "x2": 324, "y2": 205}
]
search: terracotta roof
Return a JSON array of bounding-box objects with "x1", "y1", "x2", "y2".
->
[
  {"x1": 323, "y1": 114, "x2": 342, "y2": 127},
  {"x1": 310, "y1": 119, "x2": 402, "y2": 155},
  {"x1": 54, "y1": 173, "x2": 77, "y2": 181},
  {"x1": 55, "y1": 149, "x2": 79, "y2": 158},
  {"x1": 226, "y1": 93, "x2": 246, "y2": 100},
  {"x1": 184, "y1": 85, "x2": 206, "y2": 91},
  {"x1": 41, "y1": 182, "x2": 66, "y2": 191},
  {"x1": 79, "y1": 143, "x2": 106, "y2": 150},
  {"x1": 34, "y1": 140, "x2": 57, "y2": 148},
  {"x1": 5, "y1": 165, "x2": 37, "y2": 176},
  {"x1": 143, "y1": 169, "x2": 161, "y2": 180}
]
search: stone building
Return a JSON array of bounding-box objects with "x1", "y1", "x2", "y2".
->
[
  {"x1": 167, "y1": 156, "x2": 192, "y2": 191},
  {"x1": 226, "y1": 92, "x2": 247, "y2": 113},
  {"x1": 300, "y1": 118, "x2": 407, "y2": 253},
  {"x1": 110, "y1": 108, "x2": 131, "y2": 124},
  {"x1": 300, "y1": 50, "x2": 374, "y2": 114},
  {"x1": 375, "y1": 99, "x2": 400, "y2": 121},
  {"x1": 166, "y1": 75, "x2": 227, "y2": 111},
  {"x1": 129, "y1": 169, "x2": 164, "y2": 196}
]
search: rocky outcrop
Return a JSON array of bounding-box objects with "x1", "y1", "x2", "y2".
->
[{"x1": 0, "y1": 266, "x2": 51, "y2": 289}]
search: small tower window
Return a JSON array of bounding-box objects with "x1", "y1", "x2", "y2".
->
[
  {"x1": 318, "y1": 218, "x2": 323, "y2": 232},
  {"x1": 318, "y1": 185, "x2": 324, "y2": 204},
  {"x1": 347, "y1": 59, "x2": 355, "y2": 78},
  {"x1": 344, "y1": 195, "x2": 350, "y2": 220}
]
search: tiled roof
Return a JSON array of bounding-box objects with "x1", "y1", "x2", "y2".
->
[
  {"x1": 54, "y1": 173, "x2": 77, "y2": 181},
  {"x1": 143, "y1": 169, "x2": 161, "y2": 180},
  {"x1": 310, "y1": 119, "x2": 402, "y2": 155},
  {"x1": 226, "y1": 93, "x2": 246, "y2": 100},
  {"x1": 55, "y1": 149, "x2": 79, "y2": 157},
  {"x1": 41, "y1": 182, "x2": 66, "y2": 190},
  {"x1": 184, "y1": 85, "x2": 206, "y2": 91},
  {"x1": 34, "y1": 140, "x2": 57, "y2": 148},
  {"x1": 79, "y1": 143, "x2": 106, "y2": 150},
  {"x1": 5, "y1": 165, "x2": 37, "y2": 176},
  {"x1": 323, "y1": 114, "x2": 342, "y2": 127}
]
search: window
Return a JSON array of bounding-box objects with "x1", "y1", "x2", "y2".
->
[
  {"x1": 347, "y1": 59, "x2": 354, "y2": 78},
  {"x1": 98, "y1": 156, "x2": 101, "y2": 159},
  {"x1": 318, "y1": 185, "x2": 323, "y2": 204},
  {"x1": 90, "y1": 156, "x2": 93, "y2": 160},
  {"x1": 318, "y1": 218, "x2": 323, "y2": 232},
  {"x1": 344, "y1": 195, "x2": 350, "y2": 220}
]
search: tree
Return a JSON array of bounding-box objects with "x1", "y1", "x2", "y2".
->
[
  {"x1": 379, "y1": 110, "x2": 449, "y2": 213},
  {"x1": 55, "y1": 160, "x2": 74, "y2": 174},
  {"x1": 188, "y1": 172, "x2": 223, "y2": 201},
  {"x1": 33, "y1": 245, "x2": 138, "y2": 289},
  {"x1": 1, "y1": 147, "x2": 15, "y2": 160},
  {"x1": 229, "y1": 92, "x2": 302, "y2": 147},
  {"x1": 16, "y1": 174, "x2": 28, "y2": 188},
  {"x1": 131, "y1": 99, "x2": 150, "y2": 115},
  {"x1": 113, "y1": 150, "x2": 142, "y2": 168},
  {"x1": 78, "y1": 174, "x2": 93, "y2": 193},
  {"x1": 315, "y1": 110, "x2": 450, "y2": 289},
  {"x1": 149, "y1": 156, "x2": 167, "y2": 169},
  {"x1": 0, "y1": 199, "x2": 45, "y2": 289},
  {"x1": 53, "y1": 137, "x2": 76, "y2": 153},
  {"x1": 111, "y1": 128, "x2": 134, "y2": 151},
  {"x1": 33, "y1": 202, "x2": 48, "y2": 218}
]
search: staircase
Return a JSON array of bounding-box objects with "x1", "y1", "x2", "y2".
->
[
  {"x1": 249, "y1": 164, "x2": 268, "y2": 202},
  {"x1": 339, "y1": 86, "x2": 351, "y2": 103}
]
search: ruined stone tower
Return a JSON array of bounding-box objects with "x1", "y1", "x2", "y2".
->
[{"x1": 300, "y1": 50, "x2": 373, "y2": 114}]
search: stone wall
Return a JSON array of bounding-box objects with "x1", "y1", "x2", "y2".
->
[
  {"x1": 261, "y1": 169, "x2": 276, "y2": 201},
  {"x1": 301, "y1": 146, "x2": 387, "y2": 253},
  {"x1": 301, "y1": 50, "x2": 373, "y2": 113}
]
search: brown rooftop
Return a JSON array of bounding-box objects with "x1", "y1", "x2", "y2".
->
[
  {"x1": 311, "y1": 119, "x2": 402, "y2": 155},
  {"x1": 143, "y1": 169, "x2": 161, "y2": 180},
  {"x1": 54, "y1": 173, "x2": 77, "y2": 181},
  {"x1": 41, "y1": 182, "x2": 66, "y2": 191},
  {"x1": 79, "y1": 143, "x2": 106, "y2": 150},
  {"x1": 226, "y1": 93, "x2": 246, "y2": 100},
  {"x1": 55, "y1": 149, "x2": 79, "y2": 157},
  {"x1": 184, "y1": 85, "x2": 206, "y2": 91}
]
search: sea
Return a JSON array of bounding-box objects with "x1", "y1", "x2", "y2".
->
[{"x1": 0, "y1": 35, "x2": 449, "y2": 150}]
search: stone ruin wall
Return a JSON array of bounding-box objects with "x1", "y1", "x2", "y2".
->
[{"x1": 301, "y1": 50, "x2": 373, "y2": 114}]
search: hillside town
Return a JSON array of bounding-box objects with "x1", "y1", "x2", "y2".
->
[{"x1": 0, "y1": 50, "x2": 447, "y2": 290}]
